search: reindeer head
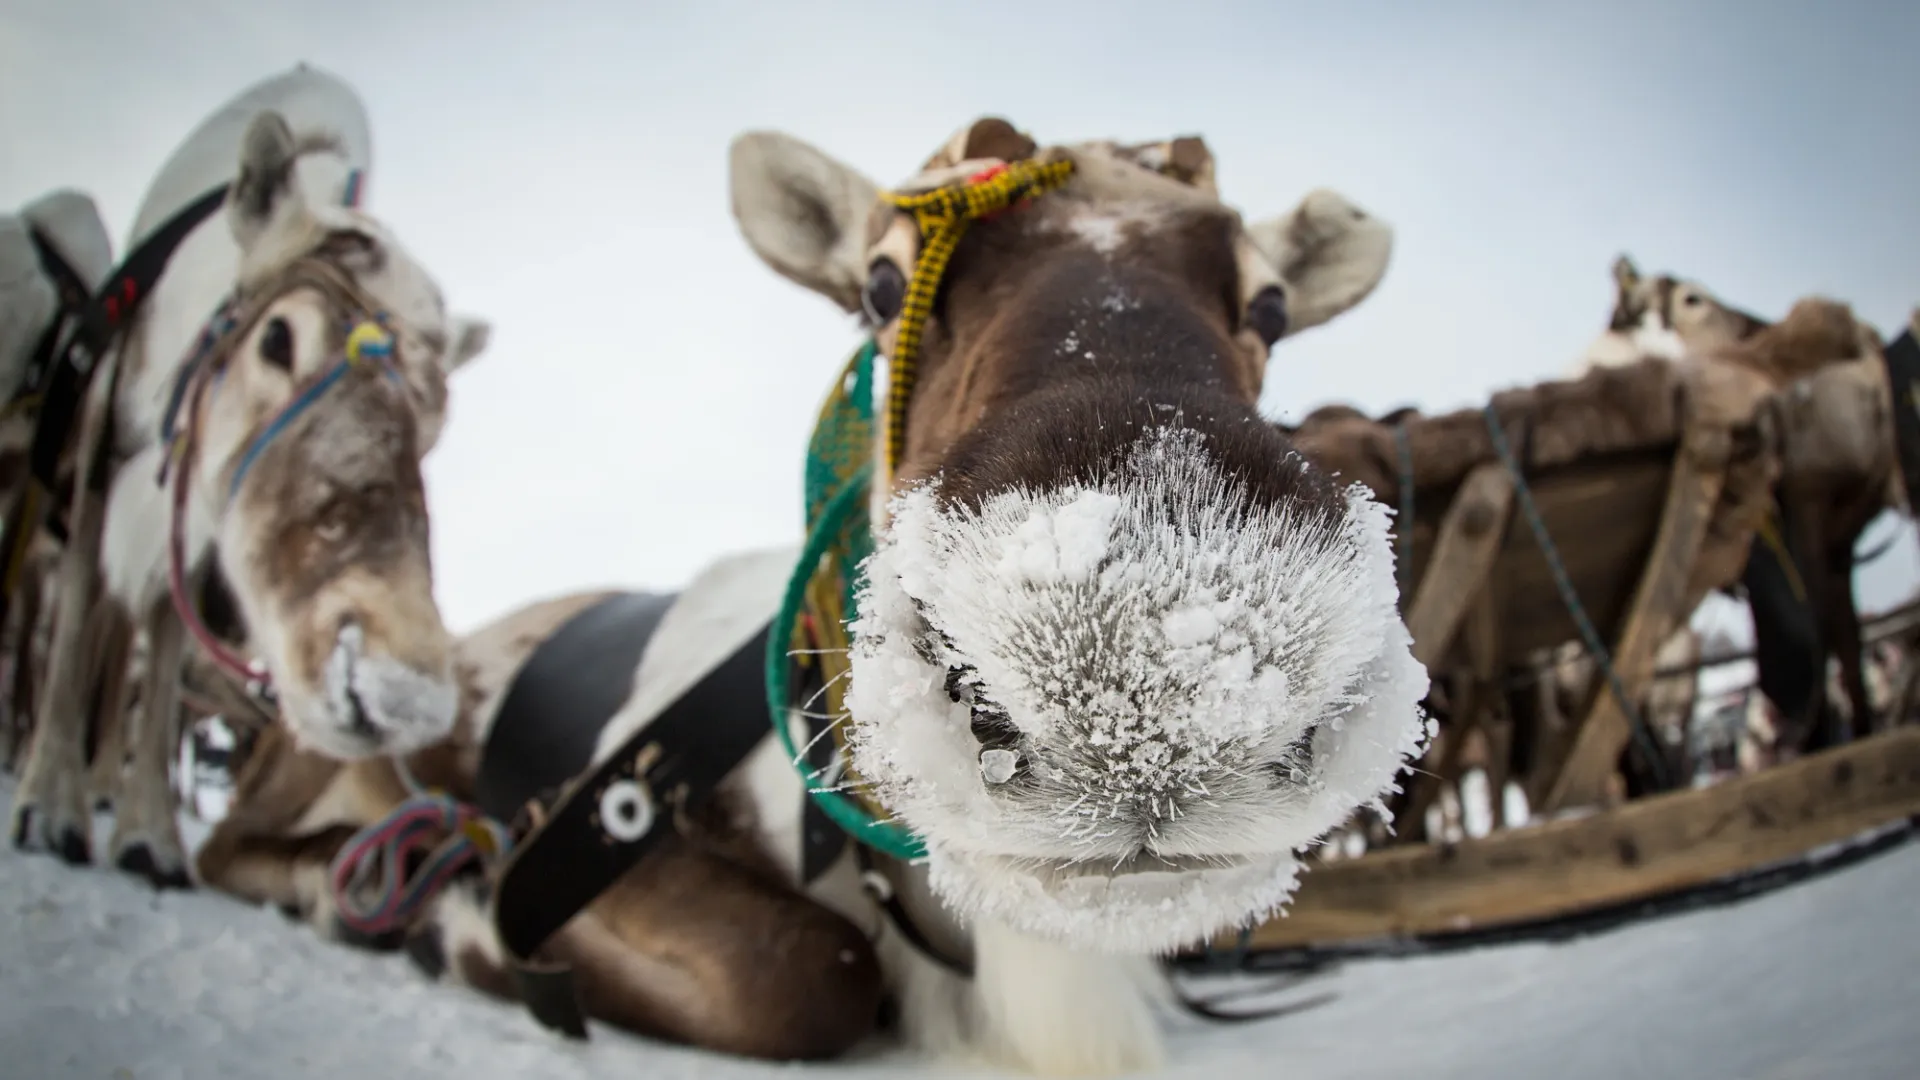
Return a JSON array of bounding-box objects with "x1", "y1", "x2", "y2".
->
[
  {"x1": 731, "y1": 118, "x2": 1429, "y2": 954},
  {"x1": 181, "y1": 111, "x2": 489, "y2": 761}
]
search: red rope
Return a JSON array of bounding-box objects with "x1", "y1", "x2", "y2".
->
[{"x1": 165, "y1": 425, "x2": 266, "y2": 693}]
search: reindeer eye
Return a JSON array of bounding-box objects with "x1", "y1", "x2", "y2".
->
[
  {"x1": 1681, "y1": 292, "x2": 1703, "y2": 308},
  {"x1": 259, "y1": 317, "x2": 294, "y2": 371},
  {"x1": 861, "y1": 257, "x2": 906, "y2": 327},
  {"x1": 1246, "y1": 285, "x2": 1290, "y2": 347}
]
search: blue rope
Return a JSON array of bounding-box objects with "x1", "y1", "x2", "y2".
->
[
  {"x1": 228, "y1": 361, "x2": 350, "y2": 497},
  {"x1": 1481, "y1": 404, "x2": 1672, "y2": 790},
  {"x1": 1392, "y1": 423, "x2": 1415, "y2": 598}
]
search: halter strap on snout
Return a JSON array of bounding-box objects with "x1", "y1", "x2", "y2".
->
[
  {"x1": 876, "y1": 156, "x2": 1075, "y2": 479},
  {"x1": 225, "y1": 315, "x2": 399, "y2": 498}
]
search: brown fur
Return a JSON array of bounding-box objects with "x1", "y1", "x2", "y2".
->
[{"x1": 880, "y1": 131, "x2": 1340, "y2": 534}]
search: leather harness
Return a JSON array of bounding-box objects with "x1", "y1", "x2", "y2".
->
[{"x1": 482, "y1": 595, "x2": 776, "y2": 1037}]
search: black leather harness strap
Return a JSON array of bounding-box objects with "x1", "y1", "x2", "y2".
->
[
  {"x1": 17, "y1": 231, "x2": 108, "y2": 410},
  {"x1": 475, "y1": 590, "x2": 676, "y2": 824},
  {"x1": 488, "y1": 615, "x2": 775, "y2": 1039},
  {"x1": 0, "y1": 183, "x2": 230, "y2": 633}
]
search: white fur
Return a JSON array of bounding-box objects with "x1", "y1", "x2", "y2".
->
[
  {"x1": 1059, "y1": 202, "x2": 1168, "y2": 256},
  {"x1": 589, "y1": 545, "x2": 798, "y2": 766},
  {"x1": 1574, "y1": 329, "x2": 1646, "y2": 374},
  {"x1": 1629, "y1": 307, "x2": 1688, "y2": 362},
  {"x1": 844, "y1": 427, "x2": 1430, "y2": 954},
  {"x1": 967, "y1": 921, "x2": 1170, "y2": 1075}
]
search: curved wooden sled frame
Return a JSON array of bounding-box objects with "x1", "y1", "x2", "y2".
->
[{"x1": 1192, "y1": 723, "x2": 1920, "y2": 957}]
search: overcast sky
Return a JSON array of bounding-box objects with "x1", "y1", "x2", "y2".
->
[{"x1": 4, "y1": 0, "x2": 1917, "y2": 635}]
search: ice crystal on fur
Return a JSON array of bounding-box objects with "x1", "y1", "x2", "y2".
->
[{"x1": 844, "y1": 428, "x2": 1430, "y2": 954}]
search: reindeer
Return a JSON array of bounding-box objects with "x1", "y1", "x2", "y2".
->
[
  {"x1": 197, "y1": 119, "x2": 1427, "y2": 1076},
  {"x1": 7, "y1": 64, "x2": 490, "y2": 887},
  {"x1": 1573, "y1": 255, "x2": 1905, "y2": 751}
]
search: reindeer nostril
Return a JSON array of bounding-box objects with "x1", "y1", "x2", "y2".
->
[
  {"x1": 969, "y1": 704, "x2": 1019, "y2": 749},
  {"x1": 346, "y1": 694, "x2": 376, "y2": 735}
]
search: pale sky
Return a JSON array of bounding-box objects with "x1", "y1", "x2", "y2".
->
[{"x1": 4, "y1": 0, "x2": 1917, "y2": 635}]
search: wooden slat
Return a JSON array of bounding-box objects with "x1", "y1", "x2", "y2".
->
[
  {"x1": 1484, "y1": 453, "x2": 1671, "y2": 659},
  {"x1": 1403, "y1": 463, "x2": 1513, "y2": 670},
  {"x1": 1225, "y1": 725, "x2": 1920, "y2": 952},
  {"x1": 1535, "y1": 426, "x2": 1731, "y2": 812},
  {"x1": 1399, "y1": 452, "x2": 1674, "y2": 666}
]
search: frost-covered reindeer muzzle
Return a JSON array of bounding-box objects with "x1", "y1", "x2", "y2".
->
[{"x1": 844, "y1": 428, "x2": 1431, "y2": 954}]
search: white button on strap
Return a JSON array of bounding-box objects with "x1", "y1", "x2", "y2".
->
[{"x1": 598, "y1": 779, "x2": 655, "y2": 842}]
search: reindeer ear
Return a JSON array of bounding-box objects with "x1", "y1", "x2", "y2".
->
[
  {"x1": 1612, "y1": 254, "x2": 1641, "y2": 294},
  {"x1": 443, "y1": 315, "x2": 491, "y2": 374},
  {"x1": 1246, "y1": 189, "x2": 1394, "y2": 336},
  {"x1": 229, "y1": 111, "x2": 308, "y2": 254},
  {"x1": 729, "y1": 130, "x2": 882, "y2": 314}
]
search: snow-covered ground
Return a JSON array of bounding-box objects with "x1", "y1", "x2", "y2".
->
[{"x1": 5, "y1": 773, "x2": 1918, "y2": 1080}]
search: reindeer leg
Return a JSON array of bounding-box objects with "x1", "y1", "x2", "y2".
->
[
  {"x1": 200, "y1": 817, "x2": 408, "y2": 954},
  {"x1": 3, "y1": 559, "x2": 44, "y2": 774},
  {"x1": 196, "y1": 816, "x2": 359, "y2": 923},
  {"x1": 10, "y1": 490, "x2": 109, "y2": 863},
  {"x1": 107, "y1": 599, "x2": 191, "y2": 888},
  {"x1": 83, "y1": 600, "x2": 134, "y2": 812},
  {"x1": 1826, "y1": 559, "x2": 1872, "y2": 737}
]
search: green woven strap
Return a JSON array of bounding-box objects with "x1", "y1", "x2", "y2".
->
[{"x1": 766, "y1": 340, "x2": 927, "y2": 861}]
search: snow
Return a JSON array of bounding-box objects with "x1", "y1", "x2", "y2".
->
[{"x1": 5, "y1": 766, "x2": 1917, "y2": 1079}]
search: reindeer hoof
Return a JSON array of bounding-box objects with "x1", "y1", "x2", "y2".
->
[
  {"x1": 329, "y1": 915, "x2": 406, "y2": 953},
  {"x1": 115, "y1": 844, "x2": 194, "y2": 890},
  {"x1": 10, "y1": 806, "x2": 92, "y2": 866},
  {"x1": 403, "y1": 928, "x2": 447, "y2": 980}
]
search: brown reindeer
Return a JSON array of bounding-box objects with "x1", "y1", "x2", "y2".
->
[
  {"x1": 198, "y1": 118, "x2": 1428, "y2": 1077},
  {"x1": 1577, "y1": 255, "x2": 1906, "y2": 749}
]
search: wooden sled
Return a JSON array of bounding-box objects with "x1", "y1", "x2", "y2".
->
[
  {"x1": 1278, "y1": 299, "x2": 1878, "y2": 830},
  {"x1": 1178, "y1": 299, "x2": 1910, "y2": 963}
]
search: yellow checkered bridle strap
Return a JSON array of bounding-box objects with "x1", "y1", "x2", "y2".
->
[{"x1": 876, "y1": 157, "x2": 1076, "y2": 475}]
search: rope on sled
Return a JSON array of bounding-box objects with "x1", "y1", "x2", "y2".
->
[{"x1": 1482, "y1": 403, "x2": 1672, "y2": 790}]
